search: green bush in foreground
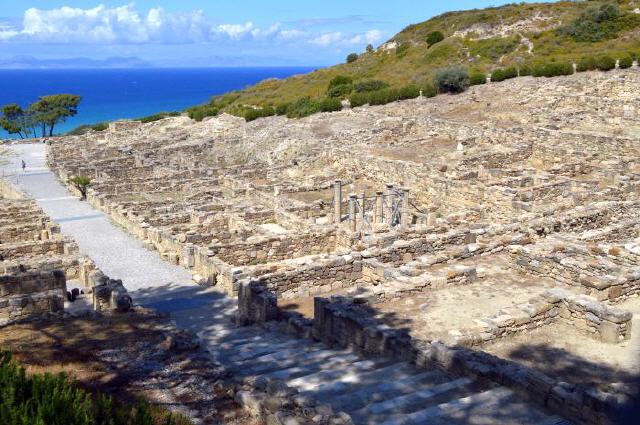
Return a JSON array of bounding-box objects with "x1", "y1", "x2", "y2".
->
[
  {"x1": 398, "y1": 84, "x2": 421, "y2": 100},
  {"x1": 518, "y1": 65, "x2": 533, "y2": 76},
  {"x1": 619, "y1": 56, "x2": 633, "y2": 69},
  {"x1": 434, "y1": 66, "x2": 470, "y2": 93},
  {"x1": 595, "y1": 55, "x2": 616, "y2": 71},
  {"x1": 0, "y1": 351, "x2": 188, "y2": 425},
  {"x1": 532, "y1": 62, "x2": 573, "y2": 78},
  {"x1": 576, "y1": 56, "x2": 598, "y2": 72},
  {"x1": 244, "y1": 106, "x2": 275, "y2": 122},
  {"x1": 349, "y1": 92, "x2": 370, "y2": 108},
  {"x1": 285, "y1": 97, "x2": 321, "y2": 118},
  {"x1": 421, "y1": 82, "x2": 438, "y2": 98},
  {"x1": 354, "y1": 80, "x2": 389, "y2": 93},
  {"x1": 490, "y1": 67, "x2": 518, "y2": 82},
  {"x1": 275, "y1": 103, "x2": 290, "y2": 116},
  {"x1": 469, "y1": 72, "x2": 487, "y2": 86},
  {"x1": 369, "y1": 88, "x2": 400, "y2": 106},
  {"x1": 327, "y1": 83, "x2": 353, "y2": 98},
  {"x1": 319, "y1": 97, "x2": 343, "y2": 112}
]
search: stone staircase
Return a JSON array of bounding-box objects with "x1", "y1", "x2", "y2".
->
[
  {"x1": 214, "y1": 327, "x2": 568, "y2": 425},
  {"x1": 138, "y1": 286, "x2": 570, "y2": 425}
]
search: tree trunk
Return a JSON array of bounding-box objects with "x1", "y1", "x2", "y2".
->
[
  {"x1": 41, "y1": 123, "x2": 46, "y2": 138},
  {"x1": 49, "y1": 124, "x2": 55, "y2": 137}
]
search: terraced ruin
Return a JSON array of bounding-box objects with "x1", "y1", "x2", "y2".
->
[{"x1": 3, "y1": 68, "x2": 640, "y2": 424}]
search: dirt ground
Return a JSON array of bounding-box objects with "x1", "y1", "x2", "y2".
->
[
  {"x1": 372, "y1": 267, "x2": 556, "y2": 342},
  {"x1": 482, "y1": 296, "x2": 640, "y2": 387},
  {"x1": 0, "y1": 311, "x2": 259, "y2": 425}
]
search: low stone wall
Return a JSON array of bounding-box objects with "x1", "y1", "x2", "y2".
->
[
  {"x1": 0, "y1": 270, "x2": 66, "y2": 326},
  {"x1": 240, "y1": 253, "x2": 364, "y2": 298},
  {"x1": 512, "y1": 244, "x2": 640, "y2": 302},
  {"x1": 308, "y1": 296, "x2": 627, "y2": 425},
  {"x1": 450, "y1": 288, "x2": 632, "y2": 346},
  {"x1": 0, "y1": 240, "x2": 69, "y2": 260}
]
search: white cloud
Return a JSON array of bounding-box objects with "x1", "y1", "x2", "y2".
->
[
  {"x1": 311, "y1": 32, "x2": 344, "y2": 46},
  {"x1": 312, "y1": 29, "x2": 384, "y2": 47},
  {"x1": 0, "y1": 4, "x2": 384, "y2": 48}
]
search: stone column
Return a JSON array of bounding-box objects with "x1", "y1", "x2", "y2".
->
[
  {"x1": 359, "y1": 193, "x2": 366, "y2": 228},
  {"x1": 348, "y1": 194, "x2": 357, "y2": 232},
  {"x1": 374, "y1": 191, "x2": 384, "y2": 224},
  {"x1": 385, "y1": 183, "x2": 395, "y2": 225},
  {"x1": 333, "y1": 179, "x2": 342, "y2": 224},
  {"x1": 400, "y1": 188, "x2": 410, "y2": 228}
]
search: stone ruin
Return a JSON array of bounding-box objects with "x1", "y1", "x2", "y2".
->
[
  {"x1": 0, "y1": 179, "x2": 131, "y2": 325},
  {"x1": 46, "y1": 68, "x2": 640, "y2": 424}
]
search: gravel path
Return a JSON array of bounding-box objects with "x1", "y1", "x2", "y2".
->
[{"x1": 0, "y1": 143, "x2": 231, "y2": 316}]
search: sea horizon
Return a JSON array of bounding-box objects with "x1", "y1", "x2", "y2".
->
[{"x1": 0, "y1": 66, "x2": 319, "y2": 139}]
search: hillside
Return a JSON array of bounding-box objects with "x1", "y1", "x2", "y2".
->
[{"x1": 195, "y1": 0, "x2": 640, "y2": 116}]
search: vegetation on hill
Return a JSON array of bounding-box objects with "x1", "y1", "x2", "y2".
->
[
  {"x1": 0, "y1": 351, "x2": 189, "y2": 425},
  {"x1": 184, "y1": 1, "x2": 640, "y2": 122}
]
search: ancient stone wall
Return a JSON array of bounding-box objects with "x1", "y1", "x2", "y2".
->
[{"x1": 0, "y1": 270, "x2": 65, "y2": 326}]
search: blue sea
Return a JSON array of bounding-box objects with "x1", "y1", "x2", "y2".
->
[{"x1": 0, "y1": 67, "x2": 317, "y2": 138}]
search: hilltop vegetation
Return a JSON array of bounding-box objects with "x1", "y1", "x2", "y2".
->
[{"x1": 186, "y1": 0, "x2": 640, "y2": 121}]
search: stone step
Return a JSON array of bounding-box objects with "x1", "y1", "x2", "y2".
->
[
  {"x1": 260, "y1": 352, "x2": 363, "y2": 381},
  {"x1": 302, "y1": 362, "x2": 423, "y2": 402},
  {"x1": 379, "y1": 387, "x2": 562, "y2": 425},
  {"x1": 351, "y1": 377, "x2": 476, "y2": 424},
  {"x1": 222, "y1": 338, "x2": 312, "y2": 362},
  {"x1": 287, "y1": 358, "x2": 394, "y2": 392},
  {"x1": 328, "y1": 369, "x2": 449, "y2": 412},
  {"x1": 232, "y1": 346, "x2": 349, "y2": 376}
]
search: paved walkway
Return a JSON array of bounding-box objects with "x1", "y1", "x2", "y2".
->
[{"x1": 0, "y1": 143, "x2": 568, "y2": 425}]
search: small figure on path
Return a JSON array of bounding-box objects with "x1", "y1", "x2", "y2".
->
[{"x1": 21, "y1": 160, "x2": 26, "y2": 172}]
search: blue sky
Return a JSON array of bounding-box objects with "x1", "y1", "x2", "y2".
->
[{"x1": 0, "y1": 1, "x2": 550, "y2": 67}]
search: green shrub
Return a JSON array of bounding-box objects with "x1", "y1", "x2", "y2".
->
[
  {"x1": 532, "y1": 62, "x2": 574, "y2": 78},
  {"x1": 490, "y1": 67, "x2": 518, "y2": 82},
  {"x1": 426, "y1": 31, "x2": 445, "y2": 47},
  {"x1": 469, "y1": 72, "x2": 487, "y2": 86},
  {"x1": 518, "y1": 65, "x2": 533, "y2": 76},
  {"x1": 328, "y1": 75, "x2": 353, "y2": 89},
  {"x1": 186, "y1": 105, "x2": 219, "y2": 121},
  {"x1": 561, "y1": 3, "x2": 621, "y2": 42},
  {"x1": 434, "y1": 66, "x2": 470, "y2": 94},
  {"x1": 319, "y1": 97, "x2": 343, "y2": 112},
  {"x1": 595, "y1": 55, "x2": 616, "y2": 71},
  {"x1": 346, "y1": 53, "x2": 359, "y2": 63},
  {"x1": 366, "y1": 44, "x2": 374, "y2": 53},
  {"x1": 421, "y1": 82, "x2": 438, "y2": 98},
  {"x1": 576, "y1": 56, "x2": 597, "y2": 72},
  {"x1": 398, "y1": 84, "x2": 421, "y2": 100},
  {"x1": 286, "y1": 97, "x2": 320, "y2": 118},
  {"x1": 349, "y1": 92, "x2": 370, "y2": 108},
  {"x1": 619, "y1": 56, "x2": 633, "y2": 69},
  {"x1": 369, "y1": 88, "x2": 400, "y2": 105},
  {"x1": 0, "y1": 351, "x2": 188, "y2": 425},
  {"x1": 244, "y1": 106, "x2": 275, "y2": 122},
  {"x1": 355, "y1": 80, "x2": 389, "y2": 93},
  {"x1": 327, "y1": 83, "x2": 353, "y2": 98},
  {"x1": 275, "y1": 103, "x2": 290, "y2": 116},
  {"x1": 67, "y1": 122, "x2": 108, "y2": 135}
]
